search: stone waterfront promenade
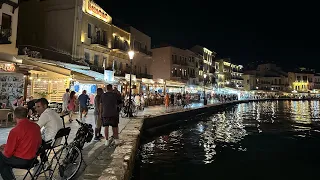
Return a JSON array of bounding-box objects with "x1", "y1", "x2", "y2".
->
[{"x1": 0, "y1": 102, "x2": 208, "y2": 180}]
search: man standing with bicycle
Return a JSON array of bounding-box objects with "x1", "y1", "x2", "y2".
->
[{"x1": 100, "y1": 84, "x2": 122, "y2": 146}]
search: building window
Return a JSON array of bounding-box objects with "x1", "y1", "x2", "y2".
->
[
  {"x1": 84, "y1": 52, "x2": 90, "y2": 64},
  {"x1": 94, "y1": 55, "x2": 99, "y2": 66},
  {"x1": 88, "y1": 24, "x2": 92, "y2": 38},
  {"x1": 1, "y1": 13, "x2": 12, "y2": 30},
  {"x1": 102, "y1": 30, "x2": 107, "y2": 43},
  {"x1": 144, "y1": 65, "x2": 147, "y2": 74}
]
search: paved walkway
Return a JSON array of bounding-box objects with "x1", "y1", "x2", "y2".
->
[{"x1": 0, "y1": 101, "x2": 216, "y2": 179}]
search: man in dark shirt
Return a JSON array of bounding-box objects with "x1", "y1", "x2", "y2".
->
[
  {"x1": 100, "y1": 84, "x2": 121, "y2": 146},
  {"x1": 78, "y1": 90, "x2": 90, "y2": 121},
  {"x1": 0, "y1": 107, "x2": 42, "y2": 180}
]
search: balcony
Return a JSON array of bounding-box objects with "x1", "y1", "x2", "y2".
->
[
  {"x1": 0, "y1": 25, "x2": 12, "y2": 44},
  {"x1": 134, "y1": 47, "x2": 152, "y2": 56},
  {"x1": 91, "y1": 37, "x2": 108, "y2": 47},
  {"x1": 136, "y1": 73, "x2": 153, "y2": 79},
  {"x1": 18, "y1": 45, "x2": 87, "y2": 66},
  {"x1": 113, "y1": 41, "x2": 129, "y2": 53}
]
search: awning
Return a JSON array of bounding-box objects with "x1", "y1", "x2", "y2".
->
[
  {"x1": 21, "y1": 57, "x2": 95, "y2": 81},
  {"x1": 57, "y1": 62, "x2": 104, "y2": 81}
]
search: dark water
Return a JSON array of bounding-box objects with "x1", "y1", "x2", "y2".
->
[{"x1": 132, "y1": 100, "x2": 320, "y2": 180}]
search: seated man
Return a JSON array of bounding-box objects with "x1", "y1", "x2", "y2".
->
[
  {"x1": 0, "y1": 107, "x2": 42, "y2": 180},
  {"x1": 35, "y1": 98, "x2": 63, "y2": 142}
]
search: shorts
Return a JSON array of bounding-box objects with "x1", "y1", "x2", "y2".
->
[
  {"x1": 94, "y1": 115, "x2": 102, "y2": 129},
  {"x1": 80, "y1": 106, "x2": 88, "y2": 113},
  {"x1": 102, "y1": 116, "x2": 119, "y2": 128}
]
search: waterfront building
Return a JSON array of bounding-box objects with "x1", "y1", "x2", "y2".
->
[
  {"x1": 17, "y1": 0, "x2": 136, "y2": 98},
  {"x1": 0, "y1": 0, "x2": 39, "y2": 106},
  {"x1": 214, "y1": 58, "x2": 243, "y2": 89},
  {"x1": 190, "y1": 45, "x2": 216, "y2": 86},
  {"x1": 150, "y1": 46, "x2": 199, "y2": 93},
  {"x1": 243, "y1": 63, "x2": 289, "y2": 91},
  {"x1": 288, "y1": 68, "x2": 315, "y2": 93}
]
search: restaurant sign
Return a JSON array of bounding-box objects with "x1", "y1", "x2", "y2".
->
[
  {"x1": 84, "y1": 0, "x2": 112, "y2": 23},
  {"x1": 0, "y1": 63, "x2": 15, "y2": 72}
]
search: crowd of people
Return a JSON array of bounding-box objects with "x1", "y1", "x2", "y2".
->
[{"x1": 0, "y1": 84, "x2": 124, "y2": 180}]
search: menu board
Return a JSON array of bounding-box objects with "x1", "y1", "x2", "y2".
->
[{"x1": 0, "y1": 73, "x2": 24, "y2": 107}]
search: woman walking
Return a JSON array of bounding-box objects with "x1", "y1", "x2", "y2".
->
[
  {"x1": 164, "y1": 93, "x2": 170, "y2": 110},
  {"x1": 67, "y1": 91, "x2": 76, "y2": 123}
]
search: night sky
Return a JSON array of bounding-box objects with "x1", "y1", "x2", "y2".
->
[{"x1": 95, "y1": 0, "x2": 320, "y2": 71}]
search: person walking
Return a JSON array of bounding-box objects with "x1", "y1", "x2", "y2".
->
[
  {"x1": 94, "y1": 88, "x2": 104, "y2": 141},
  {"x1": 67, "y1": 91, "x2": 76, "y2": 122},
  {"x1": 62, "y1": 89, "x2": 70, "y2": 113},
  {"x1": 165, "y1": 93, "x2": 170, "y2": 110},
  {"x1": 78, "y1": 90, "x2": 90, "y2": 121},
  {"x1": 100, "y1": 84, "x2": 122, "y2": 146}
]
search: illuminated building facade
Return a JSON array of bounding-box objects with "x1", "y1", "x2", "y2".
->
[
  {"x1": 288, "y1": 69, "x2": 315, "y2": 92},
  {"x1": 243, "y1": 63, "x2": 289, "y2": 91},
  {"x1": 150, "y1": 46, "x2": 199, "y2": 85},
  {"x1": 190, "y1": 45, "x2": 216, "y2": 86},
  {"x1": 215, "y1": 58, "x2": 243, "y2": 88},
  {"x1": 17, "y1": 0, "x2": 131, "y2": 77}
]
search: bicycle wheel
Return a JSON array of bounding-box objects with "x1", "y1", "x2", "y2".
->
[{"x1": 53, "y1": 146, "x2": 82, "y2": 180}]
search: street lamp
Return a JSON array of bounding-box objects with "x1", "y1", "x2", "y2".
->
[
  {"x1": 128, "y1": 50, "x2": 135, "y2": 117},
  {"x1": 203, "y1": 74, "x2": 207, "y2": 105}
]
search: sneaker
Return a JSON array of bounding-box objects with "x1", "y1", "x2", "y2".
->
[
  {"x1": 93, "y1": 137, "x2": 100, "y2": 141},
  {"x1": 105, "y1": 139, "x2": 111, "y2": 146}
]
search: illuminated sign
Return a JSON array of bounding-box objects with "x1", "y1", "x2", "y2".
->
[
  {"x1": 125, "y1": 74, "x2": 136, "y2": 82},
  {"x1": 85, "y1": 0, "x2": 112, "y2": 23},
  {"x1": 104, "y1": 70, "x2": 115, "y2": 82},
  {"x1": 0, "y1": 63, "x2": 15, "y2": 72}
]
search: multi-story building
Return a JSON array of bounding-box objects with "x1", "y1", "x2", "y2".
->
[
  {"x1": 243, "y1": 63, "x2": 289, "y2": 91},
  {"x1": 18, "y1": 0, "x2": 131, "y2": 77},
  {"x1": 314, "y1": 73, "x2": 320, "y2": 90},
  {"x1": 0, "y1": 0, "x2": 19, "y2": 55},
  {"x1": 215, "y1": 58, "x2": 243, "y2": 88},
  {"x1": 128, "y1": 26, "x2": 153, "y2": 79},
  {"x1": 288, "y1": 68, "x2": 315, "y2": 92},
  {"x1": 190, "y1": 45, "x2": 216, "y2": 85}
]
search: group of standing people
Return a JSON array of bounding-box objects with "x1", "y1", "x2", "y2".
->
[
  {"x1": 164, "y1": 93, "x2": 191, "y2": 109},
  {"x1": 62, "y1": 89, "x2": 90, "y2": 122}
]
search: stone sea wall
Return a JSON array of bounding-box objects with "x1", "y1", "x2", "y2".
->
[{"x1": 98, "y1": 118, "x2": 144, "y2": 180}]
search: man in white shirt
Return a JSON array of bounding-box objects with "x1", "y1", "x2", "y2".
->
[
  {"x1": 62, "y1": 89, "x2": 70, "y2": 112},
  {"x1": 35, "y1": 98, "x2": 63, "y2": 142}
]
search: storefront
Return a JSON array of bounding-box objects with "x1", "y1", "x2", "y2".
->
[
  {"x1": 165, "y1": 80, "x2": 186, "y2": 94},
  {"x1": 22, "y1": 57, "x2": 96, "y2": 103}
]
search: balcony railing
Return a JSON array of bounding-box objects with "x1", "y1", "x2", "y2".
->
[
  {"x1": 18, "y1": 45, "x2": 87, "y2": 66},
  {"x1": 134, "y1": 47, "x2": 152, "y2": 56},
  {"x1": 91, "y1": 37, "x2": 108, "y2": 47},
  {"x1": 0, "y1": 25, "x2": 12, "y2": 44},
  {"x1": 136, "y1": 73, "x2": 153, "y2": 79}
]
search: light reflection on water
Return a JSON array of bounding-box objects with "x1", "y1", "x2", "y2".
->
[{"x1": 133, "y1": 100, "x2": 320, "y2": 180}]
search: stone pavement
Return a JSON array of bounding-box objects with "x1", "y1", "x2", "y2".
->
[{"x1": 0, "y1": 102, "x2": 215, "y2": 180}]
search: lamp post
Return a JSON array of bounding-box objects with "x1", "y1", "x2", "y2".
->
[
  {"x1": 203, "y1": 74, "x2": 207, "y2": 105},
  {"x1": 128, "y1": 50, "x2": 135, "y2": 117}
]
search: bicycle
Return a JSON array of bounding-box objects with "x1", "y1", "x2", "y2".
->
[
  {"x1": 35, "y1": 115, "x2": 93, "y2": 180},
  {"x1": 120, "y1": 99, "x2": 138, "y2": 117}
]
